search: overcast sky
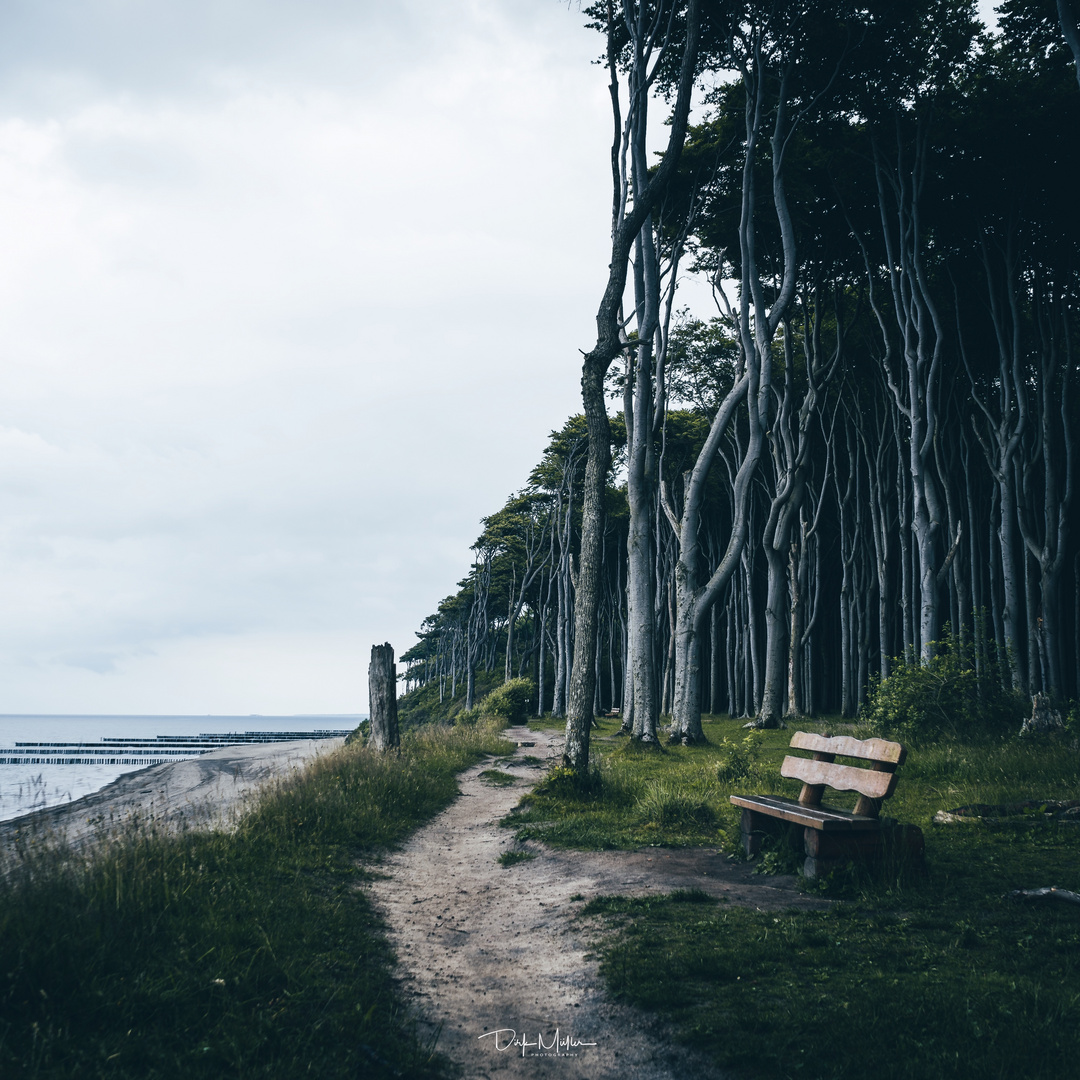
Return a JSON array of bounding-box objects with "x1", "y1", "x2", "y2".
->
[
  {"x1": 0, "y1": 0, "x2": 1004, "y2": 717},
  {"x1": 0, "y1": 0, "x2": 624, "y2": 715}
]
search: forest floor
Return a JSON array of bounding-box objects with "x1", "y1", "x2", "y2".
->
[{"x1": 367, "y1": 724, "x2": 828, "y2": 1080}]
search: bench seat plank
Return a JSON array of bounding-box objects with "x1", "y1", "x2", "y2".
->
[
  {"x1": 730, "y1": 793, "x2": 881, "y2": 831},
  {"x1": 779, "y1": 756, "x2": 899, "y2": 800}
]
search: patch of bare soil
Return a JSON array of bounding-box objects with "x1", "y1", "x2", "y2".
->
[
  {"x1": 369, "y1": 725, "x2": 827, "y2": 1079},
  {"x1": 0, "y1": 737, "x2": 343, "y2": 871}
]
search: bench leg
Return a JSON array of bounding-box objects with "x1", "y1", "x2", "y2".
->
[
  {"x1": 803, "y1": 828, "x2": 883, "y2": 880},
  {"x1": 741, "y1": 809, "x2": 800, "y2": 859},
  {"x1": 803, "y1": 855, "x2": 841, "y2": 881},
  {"x1": 740, "y1": 808, "x2": 766, "y2": 857}
]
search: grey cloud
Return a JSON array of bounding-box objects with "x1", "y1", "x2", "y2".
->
[
  {"x1": 0, "y1": 0, "x2": 417, "y2": 102},
  {"x1": 56, "y1": 650, "x2": 128, "y2": 674},
  {"x1": 63, "y1": 132, "x2": 198, "y2": 188}
]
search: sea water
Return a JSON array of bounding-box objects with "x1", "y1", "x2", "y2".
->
[{"x1": 0, "y1": 714, "x2": 362, "y2": 824}]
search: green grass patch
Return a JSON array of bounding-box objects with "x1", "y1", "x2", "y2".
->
[
  {"x1": 504, "y1": 715, "x2": 792, "y2": 849},
  {"x1": 0, "y1": 721, "x2": 512, "y2": 1079},
  {"x1": 581, "y1": 888, "x2": 714, "y2": 916},
  {"x1": 539, "y1": 714, "x2": 1080, "y2": 1079},
  {"x1": 396, "y1": 669, "x2": 505, "y2": 727},
  {"x1": 527, "y1": 715, "x2": 568, "y2": 732},
  {"x1": 495, "y1": 849, "x2": 536, "y2": 867},
  {"x1": 585, "y1": 866, "x2": 1080, "y2": 1080},
  {"x1": 478, "y1": 769, "x2": 517, "y2": 786}
]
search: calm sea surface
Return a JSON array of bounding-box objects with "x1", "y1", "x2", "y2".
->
[{"x1": 0, "y1": 715, "x2": 362, "y2": 824}]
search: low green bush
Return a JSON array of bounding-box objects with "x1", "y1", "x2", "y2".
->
[
  {"x1": 533, "y1": 762, "x2": 595, "y2": 798},
  {"x1": 457, "y1": 677, "x2": 535, "y2": 726},
  {"x1": 861, "y1": 634, "x2": 1025, "y2": 741},
  {"x1": 714, "y1": 730, "x2": 765, "y2": 781}
]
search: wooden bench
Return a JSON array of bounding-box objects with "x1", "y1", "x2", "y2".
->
[{"x1": 729, "y1": 731, "x2": 924, "y2": 880}]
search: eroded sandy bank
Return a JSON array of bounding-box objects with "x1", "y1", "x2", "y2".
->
[{"x1": 0, "y1": 736, "x2": 343, "y2": 868}]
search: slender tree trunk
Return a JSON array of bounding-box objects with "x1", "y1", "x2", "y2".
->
[
  {"x1": 786, "y1": 538, "x2": 802, "y2": 718},
  {"x1": 564, "y1": 0, "x2": 700, "y2": 775},
  {"x1": 552, "y1": 561, "x2": 567, "y2": 717},
  {"x1": 563, "y1": 359, "x2": 608, "y2": 766},
  {"x1": 990, "y1": 485, "x2": 1008, "y2": 680},
  {"x1": 759, "y1": 535, "x2": 789, "y2": 726},
  {"x1": 626, "y1": 342, "x2": 661, "y2": 743}
]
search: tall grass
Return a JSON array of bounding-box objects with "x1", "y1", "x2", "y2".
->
[{"x1": 0, "y1": 721, "x2": 511, "y2": 1079}]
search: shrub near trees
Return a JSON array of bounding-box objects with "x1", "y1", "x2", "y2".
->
[{"x1": 402, "y1": 0, "x2": 1079, "y2": 750}]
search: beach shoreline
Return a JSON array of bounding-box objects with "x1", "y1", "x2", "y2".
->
[{"x1": 0, "y1": 736, "x2": 344, "y2": 870}]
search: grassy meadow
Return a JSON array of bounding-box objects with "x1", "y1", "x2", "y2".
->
[
  {"x1": 0, "y1": 720, "x2": 513, "y2": 1079},
  {"x1": 504, "y1": 714, "x2": 1080, "y2": 1080}
]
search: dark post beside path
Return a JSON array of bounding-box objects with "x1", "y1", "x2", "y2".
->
[{"x1": 368, "y1": 642, "x2": 400, "y2": 750}]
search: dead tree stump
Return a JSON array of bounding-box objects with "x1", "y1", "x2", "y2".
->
[
  {"x1": 368, "y1": 643, "x2": 400, "y2": 751},
  {"x1": 1020, "y1": 692, "x2": 1065, "y2": 737}
]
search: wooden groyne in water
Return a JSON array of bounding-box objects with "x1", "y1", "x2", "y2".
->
[{"x1": 0, "y1": 730, "x2": 352, "y2": 766}]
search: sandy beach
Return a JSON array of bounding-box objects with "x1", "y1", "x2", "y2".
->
[{"x1": 0, "y1": 736, "x2": 344, "y2": 870}]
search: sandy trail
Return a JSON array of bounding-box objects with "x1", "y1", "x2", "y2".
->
[
  {"x1": 370, "y1": 725, "x2": 827, "y2": 1080},
  {"x1": 0, "y1": 737, "x2": 344, "y2": 869}
]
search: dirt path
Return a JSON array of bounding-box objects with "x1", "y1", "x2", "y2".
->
[{"x1": 369, "y1": 725, "x2": 828, "y2": 1080}]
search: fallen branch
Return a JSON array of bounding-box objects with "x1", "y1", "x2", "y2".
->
[
  {"x1": 1009, "y1": 887, "x2": 1080, "y2": 905},
  {"x1": 934, "y1": 799, "x2": 1080, "y2": 824}
]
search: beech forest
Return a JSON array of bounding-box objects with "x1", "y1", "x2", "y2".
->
[{"x1": 400, "y1": 0, "x2": 1080, "y2": 753}]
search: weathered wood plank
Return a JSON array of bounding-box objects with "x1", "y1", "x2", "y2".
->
[
  {"x1": 789, "y1": 730, "x2": 905, "y2": 765},
  {"x1": 804, "y1": 828, "x2": 885, "y2": 858},
  {"x1": 730, "y1": 793, "x2": 880, "y2": 831},
  {"x1": 781, "y1": 756, "x2": 898, "y2": 800}
]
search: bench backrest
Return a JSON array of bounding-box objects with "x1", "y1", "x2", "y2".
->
[{"x1": 780, "y1": 731, "x2": 906, "y2": 818}]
